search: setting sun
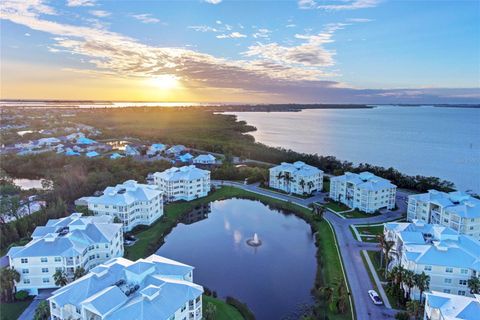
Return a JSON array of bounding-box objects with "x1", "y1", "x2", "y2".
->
[{"x1": 146, "y1": 74, "x2": 180, "y2": 90}]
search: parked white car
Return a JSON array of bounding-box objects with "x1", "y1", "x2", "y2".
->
[{"x1": 368, "y1": 290, "x2": 383, "y2": 305}]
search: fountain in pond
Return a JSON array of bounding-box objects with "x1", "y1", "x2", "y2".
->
[{"x1": 246, "y1": 233, "x2": 262, "y2": 247}]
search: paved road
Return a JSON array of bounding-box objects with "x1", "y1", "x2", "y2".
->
[
  {"x1": 18, "y1": 289, "x2": 55, "y2": 320},
  {"x1": 214, "y1": 180, "x2": 406, "y2": 320}
]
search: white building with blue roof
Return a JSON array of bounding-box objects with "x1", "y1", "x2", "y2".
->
[
  {"x1": 152, "y1": 166, "x2": 210, "y2": 202},
  {"x1": 83, "y1": 180, "x2": 163, "y2": 232},
  {"x1": 424, "y1": 291, "x2": 480, "y2": 320},
  {"x1": 384, "y1": 220, "x2": 480, "y2": 299},
  {"x1": 269, "y1": 161, "x2": 323, "y2": 195},
  {"x1": 407, "y1": 189, "x2": 480, "y2": 240},
  {"x1": 329, "y1": 171, "x2": 396, "y2": 213},
  {"x1": 193, "y1": 154, "x2": 216, "y2": 165},
  {"x1": 48, "y1": 254, "x2": 203, "y2": 320},
  {"x1": 8, "y1": 213, "x2": 123, "y2": 295}
]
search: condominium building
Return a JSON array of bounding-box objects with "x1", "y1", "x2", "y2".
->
[
  {"x1": 8, "y1": 213, "x2": 123, "y2": 295},
  {"x1": 384, "y1": 221, "x2": 480, "y2": 299},
  {"x1": 329, "y1": 171, "x2": 397, "y2": 213},
  {"x1": 48, "y1": 254, "x2": 203, "y2": 320},
  {"x1": 152, "y1": 165, "x2": 211, "y2": 202},
  {"x1": 269, "y1": 161, "x2": 323, "y2": 195},
  {"x1": 424, "y1": 291, "x2": 480, "y2": 320},
  {"x1": 407, "y1": 190, "x2": 480, "y2": 240},
  {"x1": 84, "y1": 180, "x2": 163, "y2": 232}
]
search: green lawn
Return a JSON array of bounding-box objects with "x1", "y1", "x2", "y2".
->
[
  {"x1": 342, "y1": 210, "x2": 381, "y2": 219},
  {"x1": 324, "y1": 201, "x2": 351, "y2": 212},
  {"x1": 0, "y1": 300, "x2": 32, "y2": 320},
  {"x1": 203, "y1": 295, "x2": 244, "y2": 320},
  {"x1": 367, "y1": 250, "x2": 387, "y2": 282},
  {"x1": 125, "y1": 185, "x2": 352, "y2": 320},
  {"x1": 356, "y1": 225, "x2": 384, "y2": 236}
]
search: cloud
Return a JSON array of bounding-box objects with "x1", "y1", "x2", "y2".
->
[
  {"x1": 89, "y1": 10, "x2": 110, "y2": 18},
  {"x1": 244, "y1": 24, "x2": 345, "y2": 68},
  {"x1": 2, "y1": 0, "x2": 478, "y2": 104},
  {"x1": 286, "y1": 24, "x2": 296, "y2": 28},
  {"x1": 299, "y1": 0, "x2": 380, "y2": 10},
  {"x1": 216, "y1": 32, "x2": 247, "y2": 39},
  {"x1": 131, "y1": 13, "x2": 160, "y2": 24},
  {"x1": 204, "y1": 0, "x2": 222, "y2": 4},
  {"x1": 347, "y1": 18, "x2": 373, "y2": 22},
  {"x1": 252, "y1": 28, "x2": 271, "y2": 39},
  {"x1": 67, "y1": 0, "x2": 95, "y2": 7},
  {"x1": 24, "y1": 32, "x2": 31, "y2": 36},
  {"x1": 188, "y1": 25, "x2": 218, "y2": 32}
]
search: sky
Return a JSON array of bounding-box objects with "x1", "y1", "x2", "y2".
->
[{"x1": 1, "y1": 0, "x2": 479, "y2": 104}]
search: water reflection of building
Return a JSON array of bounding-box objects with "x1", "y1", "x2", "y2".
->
[{"x1": 182, "y1": 204, "x2": 211, "y2": 225}]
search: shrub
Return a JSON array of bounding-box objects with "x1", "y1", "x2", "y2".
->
[
  {"x1": 14, "y1": 290, "x2": 29, "y2": 301},
  {"x1": 226, "y1": 296, "x2": 255, "y2": 320}
]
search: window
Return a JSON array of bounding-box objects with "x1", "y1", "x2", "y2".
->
[
  {"x1": 55, "y1": 267, "x2": 62, "y2": 272},
  {"x1": 54, "y1": 257, "x2": 61, "y2": 262},
  {"x1": 458, "y1": 290, "x2": 466, "y2": 296},
  {"x1": 41, "y1": 257, "x2": 48, "y2": 263},
  {"x1": 461, "y1": 269, "x2": 469, "y2": 275},
  {"x1": 424, "y1": 265, "x2": 432, "y2": 271},
  {"x1": 42, "y1": 268, "x2": 49, "y2": 273},
  {"x1": 443, "y1": 289, "x2": 451, "y2": 293},
  {"x1": 444, "y1": 278, "x2": 452, "y2": 284},
  {"x1": 76, "y1": 306, "x2": 81, "y2": 314},
  {"x1": 445, "y1": 267, "x2": 453, "y2": 273},
  {"x1": 22, "y1": 269, "x2": 29, "y2": 274},
  {"x1": 459, "y1": 280, "x2": 467, "y2": 285},
  {"x1": 21, "y1": 258, "x2": 28, "y2": 264},
  {"x1": 42, "y1": 278, "x2": 50, "y2": 283},
  {"x1": 23, "y1": 279, "x2": 30, "y2": 284}
]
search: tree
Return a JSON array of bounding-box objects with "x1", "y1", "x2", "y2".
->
[
  {"x1": 378, "y1": 238, "x2": 395, "y2": 278},
  {"x1": 34, "y1": 301, "x2": 50, "y2": 320},
  {"x1": 307, "y1": 181, "x2": 315, "y2": 194},
  {"x1": 403, "y1": 270, "x2": 416, "y2": 300},
  {"x1": 0, "y1": 267, "x2": 20, "y2": 302},
  {"x1": 468, "y1": 276, "x2": 480, "y2": 294},
  {"x1": 414, "y1": 272, "x2": 430, "y2": 305},
  {"x1": 395, "y1": 311, "x2": 410, "y2": 320},
  {"x1": 335, "y1": 280, "x2": 348, "y2": 314},
  {"x1": 299, "y1": 179, "x2": 306, "y2": 194},
  {"x1": 53, "y1": 269, "x2": 68, "y2": 287},
  {"x1": 406, "y1": 300, "x2": 421, "y2": 320},
  {"x1": 204, "y1": 302, "x2": 217, "y2": 320},
  {"x1": 283, "y1": 172, "x2": 294, "y2": 193},
  {"x1": 320, "y1": 286, "x2": 334, "y2": 307},
  {"x1": 0, "y1": 195, "x2": 21, "y2": 223},
  {"x1": 73, "y1": 266, "x2": 86, "y2": 280}
]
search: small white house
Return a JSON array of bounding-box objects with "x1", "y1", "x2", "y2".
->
[
  {"x1": 424, "y1": 291, "x2": 480, "y2": 320},
  {"x1": 193, "y1": 154, "x2": 216, "y2": 165},
  {"x1": 125, "y1": 145, "x2": 140, "y2": 156},
  {"x1": 147, "y1": 143, "x2": 166, "y2": 156},
  {"x1": 166, "y1": 145, "x2": 186, "y2": 155}
]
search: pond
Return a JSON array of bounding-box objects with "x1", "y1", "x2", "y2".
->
[
  {"x1": 157, "y1": 198, "x2": 317, "y2": 320},
  {"x1": 12, "y1": 178, "x2": 51, "y2": 190}
]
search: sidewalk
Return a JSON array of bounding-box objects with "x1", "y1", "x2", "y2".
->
[{"x1": 362, "y1": 250, "x2": 392, "y2": 309}]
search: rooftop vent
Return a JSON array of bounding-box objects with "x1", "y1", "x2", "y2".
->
[
  {"x1": 57, "y1": 226, "x2": 70, "y2": 236},
  {"x1": 117, "y1": 188, "x2": 127, "y2": 194}
]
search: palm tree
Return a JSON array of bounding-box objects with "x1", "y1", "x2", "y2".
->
[
  {"x1": 377, "y1": 234, "x2": 386, "y2": 268},
  {"x1": 406, "y1": 300, "x2": 421, "y2": 320},
  {"x1": 403, "y1": 270, "x2": 416, "y2": 300},
  {"x1": 204, "y1": 302, "x2": 217, "y2": 320},
  {"x1": 53, "y1": 269, "x2": 68, "y2": 287},
  {"x1": 468, "y1": 276, "x2": 480, "y2": 294},
  {"x1": 0, "y1": 267, "x2": 20, "y2": 302},
  {"x1": 34, "y1": 300, "x2": 50, "y2": 320},
  {"x1": 414, "y1": 272, "x2": 430, "y2": 305},
  {"x1": 320, "y1": 286, "x2": 334, "y2": 306},
  {"x1": 283, "y1": 172, "x2": 295, "y2": 193},
  {"x1": 276, "y1": 172, "x2": 284, "y2": 184},
  {"x1": 307, "y1": 181, "x2": 315, "y2": 194},
  {"x1": 73, "y1": 266, "x2": 86, "y2": 280},
  {"x1": 299, "y1": 179, "x2": 306, "y2": 194},
  {"x1": 379, "y1": 239, "x2": 395, "y2": 278}
]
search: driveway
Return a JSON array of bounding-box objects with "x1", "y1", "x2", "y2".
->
[
  {"x1": 18, "y1": 289, "x2": 55, "y2": 320},
  {"x1": 214, "y1": 180, "x2": 404, "y2": 320}
]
